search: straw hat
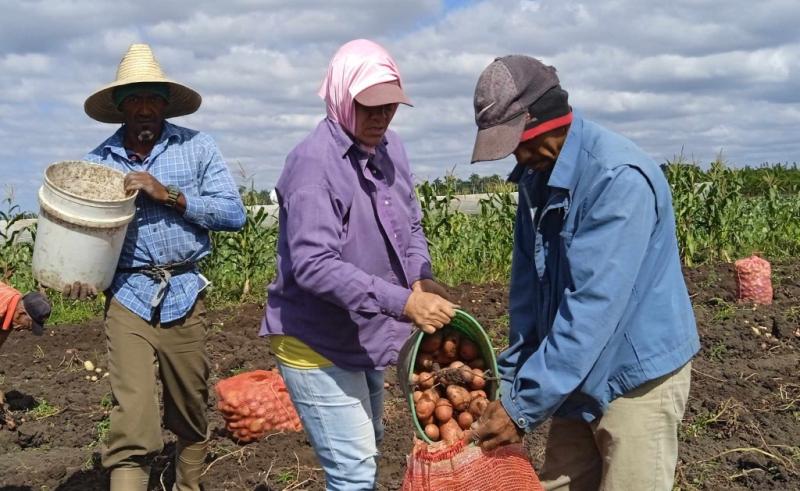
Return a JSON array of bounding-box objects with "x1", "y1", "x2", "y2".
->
[{"x1": 84, "y1": 43, "x2": 201, "y2": 123}]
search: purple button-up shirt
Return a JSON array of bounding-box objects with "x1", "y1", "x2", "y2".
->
[{"x1": 260, "y1": 118, "x2": 433, "y2": 370}]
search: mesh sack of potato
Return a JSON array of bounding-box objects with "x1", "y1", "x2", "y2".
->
[
  {"x1": 402, "y1": 439, "x2": 543, "y2": 491},
  {"x1": 398, "y1": 309, "x2": 500, "y2": 444},
  {"x1": 735, "y1": 255, "x2": 773, "y2": 305},
  {"x1": 215, "y1": 369, "x2": 302, "y2": 443}
]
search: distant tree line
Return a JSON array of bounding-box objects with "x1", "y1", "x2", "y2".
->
[
  {"x1": 237, "y1": 162, "x2": 800, "y2": 205},
  {"x1": 237, "y1": 174, "x2": 516, "y2": 205}
]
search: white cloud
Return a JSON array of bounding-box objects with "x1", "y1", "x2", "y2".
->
[{"x1": 1, "y1": 0, "x2": 799, "y2": 212}]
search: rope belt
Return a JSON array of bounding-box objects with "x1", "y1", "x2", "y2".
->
[{"x1": 117, "y1": 260, "x2": 197, "y2": 308}]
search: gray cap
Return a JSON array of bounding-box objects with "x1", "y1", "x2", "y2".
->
[
  {"x1": 471, "y1": 55, "x2": 560, "y2": 163},
  {"x1": 22, "y1": 291, "x2": 50, "y2": 336}
]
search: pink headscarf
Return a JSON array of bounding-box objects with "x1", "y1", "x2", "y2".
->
[{"x1": 318, "y1": 39, "x2": 405, "y2": 136}]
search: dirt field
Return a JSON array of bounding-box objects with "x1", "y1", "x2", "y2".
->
[{"x1": 0, "y1": 261, "x2": 798, "y2": 490}]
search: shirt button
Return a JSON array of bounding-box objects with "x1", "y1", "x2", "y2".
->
[
  {"x1": 393, "y1": 233, "x2": 397, "y2": 239},
  {"x1": 517, "y1": 417, "x2": 527, "y2": 426},
  {"x1": 384, "y1": 200, "x2": 389, "y2": 205}
]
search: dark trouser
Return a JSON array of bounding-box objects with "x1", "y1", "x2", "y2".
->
[{"x1": 102, "y1": 297, "x2": 209, "y2": 469}]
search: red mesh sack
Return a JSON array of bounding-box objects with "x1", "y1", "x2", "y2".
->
[
  {"x1": 402, "y1": 439, "x2": 543, "y2": 491},
  {"x1": 735, "y1": 255, "x2": 773, "y2": 305},
  {"x1": 215, "y1": 369, "x2": 302, "y2": 443}
]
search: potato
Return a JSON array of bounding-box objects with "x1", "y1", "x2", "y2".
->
[
  {"x1": 467, "y1": 358, "x2": 485, "y2": 370},
  {"x1": 416, "y1": 353, "x2": 434, "y2": 371},
  {"x1": 469, "y1": 390, "x2": 487, "y2": 400},
  {"x1": 419, "y1": 414, "x2": 435, "y2": 426},
  {"x1": 457, "y1": 411, "x2": 474, "y2": 430},
  {"x1": 420, "y1": 331, "x2": 443, "y2": 353},
  {"x1": 228, "y1": 419, "x2": 247, "y2": 429},
  {"x1": 410, "y1": 373, "x2": 419, "y2": 385},
  {"x1": 443, "y1": 330, "x2": 461, "y2": 344},
  {"x1": 434, "y1": 398, "x2": 453, "y2": 423},
  {"x1": 424, "y1": 423, "x2": 440, "y2": 441},
  {"x1": 468, "y1": 397, "x2": 489, "y2": 418},
  {"x1": 448, "y1": 361, "x2": 465, "y2": 370},
  {"x1": 439, "y1": 418, "x2": 463, "y2": 443},
  {"x1": 248, "y1": 418, "x2": 265, "y2": 432},
  {"x1": 446, "y1": 385, "x2": 471, "y2": 412},
  {"x1": 470, "y1": 368, "x2": 486, "y2": 390},
  {"x1": 417, "y1": 371, "x2": 435, "y2": 390},
  {"x1": 459, "y1": 339, "x2": 479, "y2": 361},
  {"x1": 423, "y1": 388, "x2": 441, "y2": 402},
  {"x1": 415, "y1": 396, "x2": 435, "y2": 420},
  {"x1": 459, "y1": 366, "x2": 475, "y2": 385},
  {"x1": 441, "y1": 339, "x2": 459, "y2": 359},
  {"x1": 413, "y1": 390, "x2": 423, "y2": 403}
]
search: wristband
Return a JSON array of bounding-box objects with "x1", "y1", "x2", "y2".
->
[{"x1": 165, "y1": 185, "x2": 181, "y2": 208}]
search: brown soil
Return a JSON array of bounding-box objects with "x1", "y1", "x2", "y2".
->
[{"x1": 0, "y1": 261, "x2": 798, "y2": 490}]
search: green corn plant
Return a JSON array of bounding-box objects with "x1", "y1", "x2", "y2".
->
[
  {"x1": 0, "y1": 189, "x2": 36, "y2": 290},
  {"x1": 206, "y1": 205, "x2": 277, "y2": 303},
  {"x1": 666, "y1": 158, "x2": 800, "y2": 266}
]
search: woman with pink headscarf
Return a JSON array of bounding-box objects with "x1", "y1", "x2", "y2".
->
[{"x1": 260, "y1": 39, "x2": 457, "y2": 489}]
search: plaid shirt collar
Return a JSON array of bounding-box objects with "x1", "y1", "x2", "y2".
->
[{"x1": 101, "y1": 121, "x2": 186, "y2": 162}]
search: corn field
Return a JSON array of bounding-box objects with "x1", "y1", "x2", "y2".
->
[
  {"x1": 2, "y1": 161, "x2": 798, "y2": 322},
  {"x1": 666, "y1": 159, "x2": 800, "y2": 266}
]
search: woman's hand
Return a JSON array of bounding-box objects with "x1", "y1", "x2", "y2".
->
[
  {"x1": 411, "y1": 279, "x2": 454, "y2": 302},
  {"x1": 403, "y1": 287, "x2": 458, "y2": 334}
]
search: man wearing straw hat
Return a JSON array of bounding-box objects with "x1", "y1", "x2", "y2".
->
[{"x1": 76, "y1": 43, "x2": 246, "y2": 491}]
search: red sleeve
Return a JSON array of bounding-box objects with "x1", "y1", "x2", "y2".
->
[{"x1": 0, "y1": 282, "x2": 22, "y2": 330}]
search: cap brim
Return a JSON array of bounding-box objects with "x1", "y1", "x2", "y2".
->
[
  {"x1": 471, "y1": 112, "x2": 526, "y2": 163},
  {"x1": 31, "y1": 320, "x2": 44, "y2": 336},
  {"x1": 354, "y1": 82, "x2": 413, "y2": 107}
]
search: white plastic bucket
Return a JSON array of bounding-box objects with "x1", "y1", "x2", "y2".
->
[{"x1": 32, "y1": 160, "x2": 137, "y2": 291}]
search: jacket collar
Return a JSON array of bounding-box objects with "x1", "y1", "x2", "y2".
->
[{"x1": 547, "y1": 111, "x2": 583, "y2": 193}]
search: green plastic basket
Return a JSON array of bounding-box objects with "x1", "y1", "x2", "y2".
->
[{"x1": 397, "y1": 309, "x2": 499, "y2": 443}]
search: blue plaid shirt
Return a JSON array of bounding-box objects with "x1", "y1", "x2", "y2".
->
[{"x1": 86, "y1": 122, "x2": 246, "y2": 323}]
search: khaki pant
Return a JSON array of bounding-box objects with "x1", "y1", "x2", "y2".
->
[
  {"x1": 102, "y1": 297, "x2": 210, "y2": 470},
  {"x1": 540, "y1": 362, "x2": 692, "y2": 491}
]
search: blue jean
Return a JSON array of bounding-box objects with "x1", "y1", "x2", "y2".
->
[{"x1": 278, "y1": 363, "x2": 385, "y2": 491}]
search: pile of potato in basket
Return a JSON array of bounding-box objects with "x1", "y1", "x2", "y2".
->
[{"x1": 408, "y1": 327, "x2": 494, "y2": 443}]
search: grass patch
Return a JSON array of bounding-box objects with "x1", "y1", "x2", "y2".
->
[
  {"x1": 709, "y1": 342, "x2": 728, "y2": 362},
  {"x1": 28, "y1": 399, "x2": 60, "y2": 420},
  {"x1": 708, "y1": 298, "x2": 736, "y2": 322}
]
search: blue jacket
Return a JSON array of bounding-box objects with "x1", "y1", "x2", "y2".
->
[{"x1": 499, "y1": 112, "x2": 700, "y2": 431}]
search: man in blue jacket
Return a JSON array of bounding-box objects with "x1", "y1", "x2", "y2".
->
[{"x1": 468, "y1": 55, "x2": 700, "y2": 490}]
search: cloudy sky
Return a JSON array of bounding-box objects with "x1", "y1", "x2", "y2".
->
[{"x1": 1, "y1": 0, "x2": 798, "y2": 211}]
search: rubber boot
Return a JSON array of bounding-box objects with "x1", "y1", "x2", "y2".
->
[
  {"x1": 173, "y1": 438, "x2": 208, "y2": 491},
  {"x1": 110, "y1": 465, "x2": 150, "y2": 491}
]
